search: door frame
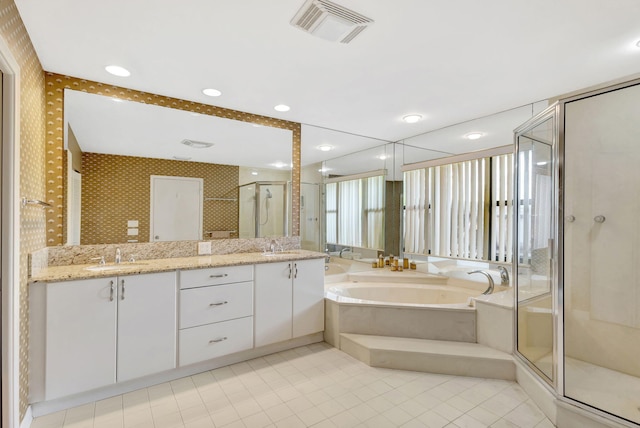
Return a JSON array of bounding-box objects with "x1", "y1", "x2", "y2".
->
[
  {"x1": 0, "y1": 32, "x2": 21, "y2": 428},
  {"x1": 149, "y1": 175, "x2": 203, "y2": 242}
]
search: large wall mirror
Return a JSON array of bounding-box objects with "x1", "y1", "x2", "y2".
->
[
  {"x1": 59, "y1": 86, "x2": 296, "y2": 246},
  {"x1": 47, "y1": 74, "x2": 300, "y2": 245}
]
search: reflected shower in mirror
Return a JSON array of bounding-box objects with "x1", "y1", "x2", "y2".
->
[{"x1": 64, "y1": 89, "x2": 293, "y2": 245}]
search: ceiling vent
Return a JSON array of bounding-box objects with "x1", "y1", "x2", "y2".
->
[{"x1": 290, "y1": 0, "x2": 374, "y2": 44}]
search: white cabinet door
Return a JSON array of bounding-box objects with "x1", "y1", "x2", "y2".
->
[
  {"x1": 117, "y1": 272, "x2": 177, "y2": 382},
  {"x1": 254, "y1": 262, "x2": 293, "y2": 347},
  {"x1": 292, "y1": 259, "x2": 325, "y2": 338},
  {"x1": 45, "y1": 277, "x2": 117, "y2": 400}
]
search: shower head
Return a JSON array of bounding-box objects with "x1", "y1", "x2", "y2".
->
[{"x1": 266, "y1": 189, "x2": 273, "y2": 199}]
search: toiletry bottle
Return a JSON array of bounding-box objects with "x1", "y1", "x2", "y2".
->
[
  {"x1": 403, "y1": 258, "x2": 409, "y2": 269},
  {"x1": 378, "y1": 254, "x2": 384, "y2": 268}
]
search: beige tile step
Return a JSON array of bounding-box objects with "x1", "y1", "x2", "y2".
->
[{"x1": 340, "y1": 333, "x2": 515, "y2": 380}]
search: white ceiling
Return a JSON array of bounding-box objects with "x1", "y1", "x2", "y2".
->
[{"x1": 15, "y1": 0, "x2": 640, "y2": 149}]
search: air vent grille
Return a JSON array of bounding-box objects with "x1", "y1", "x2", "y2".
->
[{"x1": 290, "y1": 0, "x2": 373, "y2": 44}]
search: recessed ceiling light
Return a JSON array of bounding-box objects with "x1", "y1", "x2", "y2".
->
[
  {"x1": 402, "y1": 114, "x2": 423, "y2": 124},
  {"x1": 251, "y1": 171, "x2": 259, "y2": 176},
  {"x1": 464, "y1": 132, "x2": 485, "y2": 140},
  {"x1": 318, "y1": 167, "x2": 331, "y2": 174},
  {"x1": 377, "y1": 154, "x2": 388, "y2": 160},
  {"x1": 181, "y1": 139, "x2": 214, "y2": 149},
  {"x1": 252, "y1": 124, "x2": 263, "y2": 128},
  {"x1": 536, "y1": 161, "x2": 548, "y2": 166},
  {"x1": 274, "y1": 104, "x2": 290, "y2": 112},
  {"x1": 272, "y1": 162, "x2": 288, "y2": 168},
  {"x1": 202, "y1": 88, "x2": 222, "y2": 97},
  {"x1": 105, "y1": 65, "x2": 131, "y2": 77},
  {"x1": 317, "y1": 144, "x2": 334, "y2": 152},
  {"x1": 111, "y1": 98, "x2": 124, "y2": 103},
  {"x1": 173, "y1": 156, "x2": 192, "y2": 161}
]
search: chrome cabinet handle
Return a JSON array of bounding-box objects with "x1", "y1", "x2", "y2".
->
[
  {"x1": 109, "y1": 280, "x2": 114, "y2": 302},
  {"x1": 121, "y1": 279, "x2": 125, "y2": 300},
  {"x1": 209, "y1": 274, "x2": 228, "y2": 278},
  {"x1": 288, "y1": 263, "x2": 292, "y2": 279},
  {"x1": 209, "y1": 337, "x2": 228, "y2": 344},
  {"x1": 594, "y1": 215, "x2": 605, "y2": 223},
  {"x1": 209, "y1": 301, "x2": 228, "y2": 307},
  {"x1": 294, "y1": 263, "x2": 298, "y2": 279}
]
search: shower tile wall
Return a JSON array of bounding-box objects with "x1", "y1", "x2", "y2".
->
[{"x1": 564, "y1": 85, "x2": 640, "y2": 379}]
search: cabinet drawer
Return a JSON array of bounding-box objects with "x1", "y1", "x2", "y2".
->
[
  {"x1": 179, "y1": 317, "x2": 253, "y2": 366},
  {"x1": 180, "y1": 282, "x2": 253, "y2": 328},
  {"x1": 180, "y1": 265, "x2": 253, "y2": 289}
]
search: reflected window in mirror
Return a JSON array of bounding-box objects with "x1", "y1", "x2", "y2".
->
[
  {"x1": 325, "y1": 171, "x2": 385, "y2": 251},
  {"x1": 403, "y1": 147, "x2": 514, "y2": 262}
]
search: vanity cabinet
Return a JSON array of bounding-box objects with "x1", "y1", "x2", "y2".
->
[
  {"x1": 254, "y1": 258, "x2": 324, "y2": 347},
  {"x1": 31, "y1": 272, "x2": 177, "y2": 400},
  {"x1": 178, "y1": 265, "x2": 254, "y2": 366}
]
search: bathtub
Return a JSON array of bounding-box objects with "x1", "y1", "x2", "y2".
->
[
  {"x1": 324, "y1": 279, "x2": 480, "y2": 347},
  {"x1": 326, "y1": 282, "x2": 477, "y2": 308}
]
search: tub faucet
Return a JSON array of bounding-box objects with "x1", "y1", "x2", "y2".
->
[
  {"x1": 115, "y1": 248, "x2": 121, "y2": 264},
  {"x1": 339, "y1": 247, "x2": 352, "y2": 258},
  {"x1": 468, "y1": 270, "x2": 495, "y2": 295},
  {"x1": 269, "y1": 239, "x2": 276, "y2": 254},
  {"x1": 497, "y1": 266, "x2": 510, "y2": 285}
]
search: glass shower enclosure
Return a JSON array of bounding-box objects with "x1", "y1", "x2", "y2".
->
[
  {"x1": 238, "y1": 181, "x2": 288, "y2": 238},
  {"x1": 514, "y1": 79, "x2": 640, "y2": 426}
]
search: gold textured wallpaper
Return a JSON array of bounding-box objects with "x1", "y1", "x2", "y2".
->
[
  {"x1": 0, "y1": 0, "x2": 47, "y2": 420},
  {"x1": 81, "y1": 153, "x2": 239, "y2": 244},
  {"x1": 45, "y1": 73, "x2": 302, "y2": 247}
]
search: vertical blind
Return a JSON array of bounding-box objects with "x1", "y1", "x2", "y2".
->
[
  {"x1": 326, "y1": 174, "x2": 385, "y2": 250},
  {"x1": 404, "y1": 153, "x2": 514, "y2": 262}
]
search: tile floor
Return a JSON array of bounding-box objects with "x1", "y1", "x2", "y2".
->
[{"x1": 31, "y1": 343, "x2": 553, "y2": 428}]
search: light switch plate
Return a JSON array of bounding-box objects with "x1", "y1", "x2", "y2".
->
[{"x1": 198, "y1": 241, "x2": 212, "y2": 255}]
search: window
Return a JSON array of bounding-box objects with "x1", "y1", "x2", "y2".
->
[
  {"x1": 403, "y1": 149, "x2": 514, "y2": 262},
  {"x1": 326, "y1": 172, "x2": 385, "y2": 250}
]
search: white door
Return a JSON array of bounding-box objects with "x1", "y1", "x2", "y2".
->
[
  {"x1": 117, "y1": 272, "x2": 177, "y2": 382},
  {"x1": 45, "y1": 277, "x2": 117, "y2": 400},
  {"x1": 151, "y1": 176, "x2": 202, "y2": 241}
]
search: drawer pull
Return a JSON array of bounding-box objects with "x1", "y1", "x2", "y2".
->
[
  {"x1": 209, "y1": 301, "x2": 229, "y2": 307},
  {"x1": 209, "y1": 274, "x2": 229, "y2": 278},
  {"x1": 209, "y1": 337, "x2": 228, "y2": 344}
]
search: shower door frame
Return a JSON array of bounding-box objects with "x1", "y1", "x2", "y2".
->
[
  {"x1": 513, "y1": 102, "x2": 561, "y2": 391},
  {"x1": 556, "y1": 76, "x2": 640, "y2": 425}
]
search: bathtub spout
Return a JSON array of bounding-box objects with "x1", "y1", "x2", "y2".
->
[{"x1": 468, "y1": 270, "x2": 495, "y2": 295}]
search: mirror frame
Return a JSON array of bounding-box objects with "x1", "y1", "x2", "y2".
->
[{"x1": 44, "y1": 72, "x2": 301, "y2": 246}]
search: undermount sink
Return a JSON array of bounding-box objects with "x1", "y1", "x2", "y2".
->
[
  {"x1": 261, "y1": 251, "x2": 299, "y2": 257},
  {"x1": 84, "y1": 263, "x2": 149, "y2": 272}
]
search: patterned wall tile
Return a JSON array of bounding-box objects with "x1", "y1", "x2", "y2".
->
[
  {"x1": 81, "y1": 153, "x2": 239, "y2": 244},
  {"x1": 0, "y1": 0, "x2": 48, "y2": 420}
]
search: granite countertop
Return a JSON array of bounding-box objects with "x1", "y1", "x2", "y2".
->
[{"x1": 30, "y1": 250, "x2": 325, "y2": 283}]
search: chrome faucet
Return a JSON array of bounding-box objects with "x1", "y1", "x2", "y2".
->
[
  {"x1": 339, "y1": 247, "x2": 352, "y2": 258},
  {"x1": 270, "y1": 240, "x2": 276, "y2": 254},
  {"x1": 497, "y1": 266, "x2": 510, "y2": 285},
  {"x1": 468, "y1": 270, "x2": 495, "y2": 295},
  {"x1": 115, "y1": 248, "x2": 121, "y2": 264}
]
